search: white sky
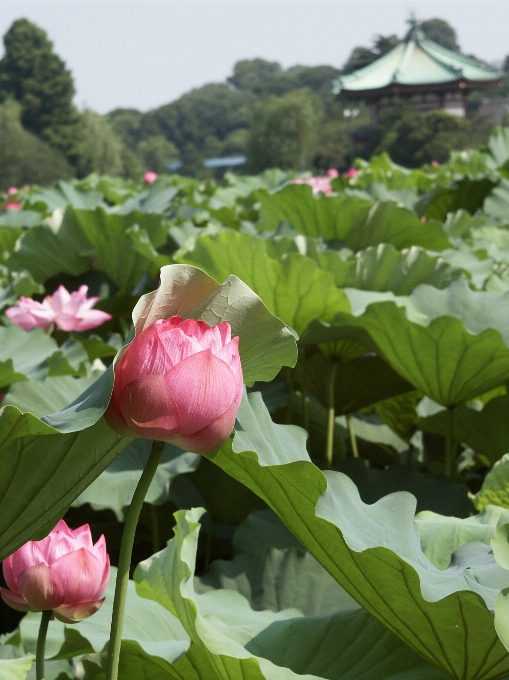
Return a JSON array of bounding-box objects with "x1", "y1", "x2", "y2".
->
[{"x1": 0, "y1": 0, "x2": 507, "y2": 114}]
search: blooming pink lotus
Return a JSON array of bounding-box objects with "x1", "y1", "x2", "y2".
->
[
  {"x1": 143, "y1": 171, "x2": 158, "y2": 185},
  {"x1": 343, "y1": 168, "x2": 359, "y2": 178},
  {"x1": 292, "y1": 175, "x2": 333, "y2": 196},
  {"x1": 5, "y1": 285, "x2": 112, "y2": 332},
  {"x1": 4, "y1": 201, "x2": 21, "y2": 210},
  {"x1": 1, "y1": 520, "x2": 110, "y2": 623},
  {"x1": 105, "y1": 315, "x2": 243, "y2": 453},
  {"x1": 326, "y1": 168, "x2": 339, "y2": 178}
]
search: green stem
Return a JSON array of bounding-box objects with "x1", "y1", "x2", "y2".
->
[
  {"x1": 444, "y1": 407, "x2": 457, "y2": 478},
  {"x1": 149, "y1": 504, "x2": 160, "y2": 555},
  {"x1": 346, "y1": 414, "x2": 359, "y2": 458},
  {"x1": 105, "y1": 440, "x2": 164, "y2": 680},
  {"x1": 36, "y1": 610, "x2": 52, "y2": 680},
  {"x1": 326, "y1": 362, "x2": 338, "y2": 468}
]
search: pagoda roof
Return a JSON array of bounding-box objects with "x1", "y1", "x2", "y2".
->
[{"x1": 333, "y1": 27, "x2": 503, "y2": 97}]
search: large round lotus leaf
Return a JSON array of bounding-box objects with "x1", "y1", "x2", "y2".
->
[
  {"x1": 209, "y1": 392, "x2": 509, "y2": 680},
  {"x1": 303, "y1": 302, "x2": 509, "y2": 407}
]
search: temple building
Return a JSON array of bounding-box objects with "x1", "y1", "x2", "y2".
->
[{"x1": 333, "y1": 23, "x2": 503, "y2": 121}]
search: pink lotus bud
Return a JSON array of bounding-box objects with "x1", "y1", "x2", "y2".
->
[
  {"x1": 5, "y1": 285, "x2": 112, "y2": 332},
  {"x1": 6, "y1": 187, "x2": 18, "y2": 195},
  {"x1": 343, "y1": 168, "x2": 359, "y2": 178},
  {"x1": 105, "y1": 315, "x2": 244, "y2": 454},
  {"x1": 4, "y1": 201, "x2": 21, "y2": 211},
  {"x1": 143, "y1": 171, "x2": 158, "y2": 185},
  {"x1": 1, "y1": 520, "x2": 110, "y2": 623},
  {"x1": 326, "y1": 168, "x2": 339, "y2": 178},
  {"x1": 431, "y1": 160, "x2": 439, "y2": 167}
]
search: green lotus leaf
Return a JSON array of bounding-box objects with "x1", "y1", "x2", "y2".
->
[
  {"x1": 26, "y1": 180, "x2": 105, "y2": 212},
  {"x1": 0, "y1": 409, "x2": 130, "y2": 561},
  {"x1": 0, "y1": 325, "x2": 87, "y2": 389},
  {"x1": 174, "y1": 230, "x2": 350, "y2": 335},
  {"x1": 420, "y1": 393, "x2": 509, "y2": 466},
  {"x1": 257, "y1": 185, "x2": 450, "y2": 251},
  {"x1": 411, "y1": 278, "x2": 509, "y2": 345},
  {"x1": 473, "y1": 455, "x2": 509, "y2": 511},
  {"x1": 303, "y1": 302, "x2": 509, "y2": 406},
  {"x1": 316, "y1": 243, "x2": 462, "y2": 294},
  {"x1": 19, "y1": 567, "x2": 189, "y2": 671},
  {"x1": 73, "y1": 439, "x2": 199, "y2": 520},
  {"x1": 199, "y1": 507, "x2": 361, "y2": 616},
  {"x1": 0, "y1": 645, "x2": 33, "y2": 680},
  {"x1": 484, "y1": 178, "x2": 509, "y2": 223},
  {"x1": 9, "y1": 206, "x2": 167, "y2": 291},
  {"x1": 209, "y1": 392, "x2": 509, "y2": 680},
  {"x1": 135, "y1": 507, "x2": 449, "y2": 680}
]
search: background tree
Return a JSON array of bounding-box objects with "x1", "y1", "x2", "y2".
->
[
  {"x1": 376, "y1": 106, "x2": 470, "y2": 166},
  {"x1": 78, "y1": 110, "x2": 139, "y2": 177},
  {"x1": 136, "y1": 135, "x2": 180, "y2": 174},
  {"x1": 247, "y1": 88, "x2": 322, "y2": 172},
  {"x1": 0, "y1": 19, "x2": 86, "y2": 168},
  {"x1": 342, "y1": 34, "x2": 399, "y2": 74},
  {"x1": 419, "y1": 18, "x2": 460, "y2": 51},
  {"x1": 0, "y1": 98, "x2": 73, "y2": 188}
]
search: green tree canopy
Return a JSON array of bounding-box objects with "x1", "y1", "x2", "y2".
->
[
  {"x1": 0, "y1": 98, "x2": 73, "y2": 188},
  {"x1": 376, "y1": 106, "x2": 470, "y2": 167},
  {"x1": 136, "y1": 135, "x2": 180, "y2": 174},
  {"x1": 0, "y1": 19, "x2": 88, "y2": 170},
  {"x1": 247, "y1": 88, "x2": 323, "y2": 172},
  {"x1": 342, "y1": 35, "x2": 399, "y2": 74},
  {"x1": 419, "y1": 18, "x2": 460, "y2": 51}
]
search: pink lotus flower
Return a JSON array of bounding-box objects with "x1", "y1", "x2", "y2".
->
[
  {"x1": 105, "y1": 315, "x2": 243, "y2": 454},
  {"x1": 143, "y1": 171, "x2": 158, "y2": 185},
  {"x1": 326, "y1": 168, "x2": 339, "y2": 178},
  {"x1": 4, "y1": 201, "x2": 21, "y2": 210},
  {"x1": 1, "y1": 520, "x2": 110, "y2": 623},
  {"x1": 4, "y1": 187, "x2": 18, "y2": 196},
  {"x1": 5, "y1": 285, "x2": 112, "y2": 332},
  {"x1": 292, "y1": 175, "x2": 333, "y2": 196},
  {"x1": 343, "y1": 168, "x2": 359, "y2": 178}
]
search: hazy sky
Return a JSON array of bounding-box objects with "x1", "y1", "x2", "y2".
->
[{"x1": 0, "y1": 0, "x2": 507, "y2": 114}]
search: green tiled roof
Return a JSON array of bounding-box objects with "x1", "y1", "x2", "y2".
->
[{"x1": 333, "y1": 28, "x2": 503, "y2": 95}]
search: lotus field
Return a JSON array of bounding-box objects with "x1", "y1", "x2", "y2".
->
[{"x1": 5, "y1": 130, "x2": 509, "y2": 680}]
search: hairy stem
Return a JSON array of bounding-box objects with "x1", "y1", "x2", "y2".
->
[
  {"x1": 105, "y1": 440, "x2": 164, "y2": 680},
  {"x1": 36, "y1": 610, "x2": 52, "y2": 680},
  {"x1": 326, "y1": 362, "x2": 338, "y2": 468}
]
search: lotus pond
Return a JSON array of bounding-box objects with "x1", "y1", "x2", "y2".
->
[{"x1": 4, "y1": 131, "x2": 509, "y2": 679}]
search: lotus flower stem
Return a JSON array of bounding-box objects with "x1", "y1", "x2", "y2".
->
[
  {"x1": 326, "y1": 362, "x2": 338, "y2": 467},
  {"x1": 346, "y1": 414, "x2": 359, "y2": 458},
  {"x1": 106, "y1": 439, "x2": 165, "y2": 680},
  {"x1": 36, "y1": 610, "x2": 52, "y2": 680}
]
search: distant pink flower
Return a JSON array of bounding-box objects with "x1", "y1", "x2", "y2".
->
[
  {"x1": 1, "y1": 520, "x2": 109, "y2": 623},
  {"x1": 5, "y1": 285, "x2": 112, "y2": 332},
  {"x1": 143, "y1": 171, "x2": 158, "y2": 185},
  {"x1": 6, "y1": 187, "x2": 17, "y2": 196},
  {"x1": 343, "y1": 168, "x2": 359, "y2": 178},
  {"x1": 105, "y1": 316, "x2": 243, "y2": 454},
  {"x1": 431, "y1": 160, "x2": 439, "y2": 167},
  {"x1": 4, "y1": 201, "x2": 21, "y2": 211},
  {"x1": 326, "y1": 168, "x2": 339, "y2": 178},
  {"x1": 292, "y1": 175, "x2": 333, "y2": 196}
]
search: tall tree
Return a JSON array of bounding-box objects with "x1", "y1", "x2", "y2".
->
[
  {"x1": 419, "y1": 18, "x2": 459, "y2": 51},
  {"x1": 247, "y1": 88, "x2": 322, "y2": 172},
  {"x1": 0, "y1": 19, "x2": 84, "y2": 166},
  {"x1": 0, "y1": 98, "x2": 72, "y2": 188},
  {"x1": 343, "y1": 34, "x2": 399, "y2": 74}
]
